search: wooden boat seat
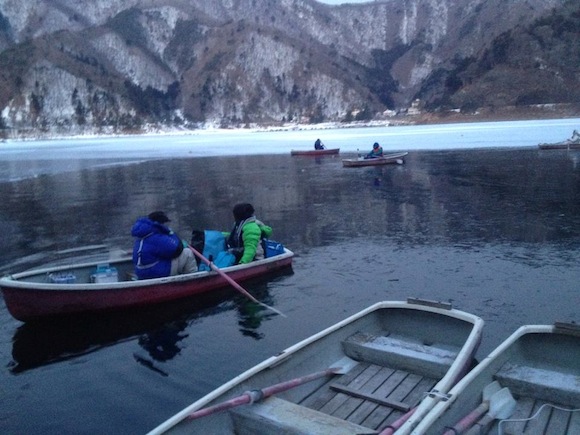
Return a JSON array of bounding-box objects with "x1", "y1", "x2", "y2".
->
[
  {"x1": 229, "y1": 396, "x2": 378, "y2": 435},
  {"x1": 342, "y1": 332, "x2": 458, "y2": 379},
  {"x1": 494, "y1": 362, "x2": 580, "y2": 407}
]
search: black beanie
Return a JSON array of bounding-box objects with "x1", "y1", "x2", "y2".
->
[
  {"x1": 148, "y1": 211, "x2": 170, "y2": 223},
  {"x1": 233, "y1": 203, "x2": 255, "y2": 221}
]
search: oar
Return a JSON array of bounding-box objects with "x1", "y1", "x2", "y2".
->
[
  {"x1": 443, "y1": 381, "x2": 502, "y2": 435},
  {"x1": 188, "y1": 246, "x2": 286, "y2": 318},
  {"x1": 464, "y1": 387, "x2": 516, "y2": 435},
  {"x1": 378, "y1": 408, "x2": 417, "y2": 435},
  {"x1": 186, "y1": 357, "x2": 357, "y2": 420}
]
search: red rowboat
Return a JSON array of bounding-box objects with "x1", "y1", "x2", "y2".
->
[
  {"x1": 0, "y1": 249, "x2": 293, "y2": 322},
  {"x1": 290, "y1": 148, "x2": 340, "y2": 156}
]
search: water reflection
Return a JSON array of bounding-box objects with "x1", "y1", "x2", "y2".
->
[
  {"x1": 1, "y1": 150, "x2": 579, "y2": 276},
  {"x1": 236, "y1": 284, "x2": 282, "y2": 340},
  {"x1": 2, "y1": 150, "x2": 580, "y2": 366}
]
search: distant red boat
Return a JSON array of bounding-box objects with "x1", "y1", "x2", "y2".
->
[
  {"x1": 0, "y1": 249, "x2": 293, "y2": 322},
  {"x1": 290, "y1": 148, "x2": 340, "y2": 156}
]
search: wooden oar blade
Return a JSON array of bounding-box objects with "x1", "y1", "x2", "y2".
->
[{"x1": 256, "y1": 301, "x2": 287, "y2": 318}]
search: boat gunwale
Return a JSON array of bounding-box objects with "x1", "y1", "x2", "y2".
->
[
  {"x1": 0, "y1": 249, "x2": 294, "y2": 291},
  {"x1": 409, "y1": 324, "x2": 561, "y2": 434}
]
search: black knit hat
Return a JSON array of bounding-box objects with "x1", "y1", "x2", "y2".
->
[
  {"x1": 148, "y1": 211, "x2": 170, "y2": 223},
  {"x1": 232, "y1": 203, "x2": 255, "y2": 221}
]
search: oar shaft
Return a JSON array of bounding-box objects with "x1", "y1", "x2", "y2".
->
[
  {"x1": 379, "y1": 408, "x2": 417, "y2": 435},
  {"x1": 464, "y1": 414, "x2": 494, "y2": 435},
  {"x1": 261, "y1": 368, "x2": 339, "y2": 397},
  {"x1": 189, "y1": 246, "x2": 286, "y2": 317},
  {"x1": 186, "y1": 368, "x2": 340, "y2": 420},
  {"x1": 186, "y1": 393, "x2": 251, "y2": 419},
  {"x1": 443, "y1": 402, "x2": 488, "y2": 435},
  {"x1": 190, "y1": 246, "x2": 258, "y2": 301}
]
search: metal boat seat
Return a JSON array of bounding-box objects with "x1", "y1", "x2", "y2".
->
[
  {"x1": 342, "y1": 332, "x2": 459, "y2": 378},
  {"x1": 230, "y1": 396, "x2": 378, "y2": 435},
  {"x1": 494, "y1": 362, "x2": 580, "y2": 407}
]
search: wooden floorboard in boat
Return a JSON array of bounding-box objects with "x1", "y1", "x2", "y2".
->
[
  {"x1": 491, "y1": 396, "x2": 578, "y2": 435},
  {"x1": 376, "y1": 375, "x2": 438, "y2": 432},
  {"x1": 300, "y1": 362, "x2": 370, "y2": 411},
  {"x1": 298, "y1": 362, "x2": 438, "y2": 431},
  {"x1": 548, "y1": 407, "x2": 573, "y2": 434},
  {"x1": 569, "y1": 408, "x2": 580, "y2": 434}
]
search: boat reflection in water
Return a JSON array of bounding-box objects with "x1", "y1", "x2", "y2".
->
[{"x1": 9, "y1": 269, "x2": 293, "y2": 374}]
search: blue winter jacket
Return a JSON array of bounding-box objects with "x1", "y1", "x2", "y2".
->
[{"x1": 131, "y1": 217, "x2": 183, "y2": 279}]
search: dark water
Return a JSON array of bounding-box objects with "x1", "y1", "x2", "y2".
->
[{"x1": 1, "y1": 148, "x2": 579, "y2": 434}]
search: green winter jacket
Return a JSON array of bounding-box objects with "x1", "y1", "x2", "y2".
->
[{"x1": 226, "y1": 217, "x2": 272, "y2": 264}]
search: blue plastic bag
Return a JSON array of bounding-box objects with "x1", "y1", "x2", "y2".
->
[
  {"x1": 262, "y1": 239, "x2": 285, "y2": 258},
  {"x1": 198, "y1": 230, "x2": 236, "y2": 270}
]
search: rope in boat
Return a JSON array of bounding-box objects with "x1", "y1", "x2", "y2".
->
[{"x1": 497, "y1": 403, "x2": 580, "y2": 434}]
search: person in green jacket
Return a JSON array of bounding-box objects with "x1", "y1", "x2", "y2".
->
[
  {"x1": 365, "y1": 142, "x2": 384, "y2": 159},
  {"x1": 226, "y1": 203, "x2": 273, "y2": 264}
]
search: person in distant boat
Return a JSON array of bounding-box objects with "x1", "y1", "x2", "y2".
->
[
  {"x1": 225, "y1": 203, "x2": 272, "y2": 264},
  {"x1": 314, "y1": 138, "x2": 325, "y2": 150},
  {"x1": 365, "y1": 142, "x2": 383, "y2": 159},
  {"x1": 131, "y1": 211, "x2": 197, "y2": 280}
]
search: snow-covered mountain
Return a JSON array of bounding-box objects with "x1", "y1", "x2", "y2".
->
[{"x1": 0, "y1": 0, "x2": 577, "y2": 137}]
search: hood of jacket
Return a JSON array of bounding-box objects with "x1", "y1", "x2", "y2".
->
[{"x1": 131, "y1": 217, "x2": 170, "y2": 238}]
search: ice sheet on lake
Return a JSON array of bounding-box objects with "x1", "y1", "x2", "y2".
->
[{"x1": 0, "y1": 118, "x2": 578, "y2": 182}]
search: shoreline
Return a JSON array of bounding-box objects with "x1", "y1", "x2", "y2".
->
[{"x1": 2, "y1": 104, "x2": 579, "y2": 143}]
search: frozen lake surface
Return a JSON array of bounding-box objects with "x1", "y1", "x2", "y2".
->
[{"x1": 3, "y1": 120, "x2": 579, "y2": 160}]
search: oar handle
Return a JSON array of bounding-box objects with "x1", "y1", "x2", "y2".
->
[
  {"x1": 443, "y1": 402, "x2": 489, "y2": 435},
  {"x1": 378, "y1": 408, "x2": 417, "y2": 435},
  {"x1": 464, "y1": 413, "x2": 494, "y2": 435}
]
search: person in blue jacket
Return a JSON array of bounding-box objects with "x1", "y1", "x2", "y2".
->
[
  {"x1": 314, "y1": 138, "x2": 325, "y2": 150},
  {"x1": 131, "y1": 211, "x2": 197, "y2": 280}
]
